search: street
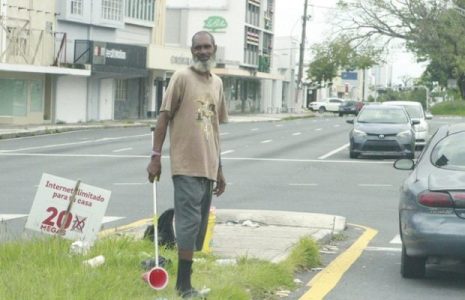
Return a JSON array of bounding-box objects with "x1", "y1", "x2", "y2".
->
[{"x1": 1, "y1": 115, "x2": 465, "y2": 299}]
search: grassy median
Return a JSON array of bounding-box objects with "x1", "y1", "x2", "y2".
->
[{"x1": 0, "y1": 236, "x2": 321, "y2": 300}]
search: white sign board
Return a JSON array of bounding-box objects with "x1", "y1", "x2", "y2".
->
[{"x1": 25, "y1": 174, "x2": 111, "y2": 243}]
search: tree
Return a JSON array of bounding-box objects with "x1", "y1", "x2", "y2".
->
[
  {"x1": 335, "y1": 0, "x2": 465, "y2": 99},
  {"x1": 307, "y1": 36, "x2": 382, "y2": 89}
]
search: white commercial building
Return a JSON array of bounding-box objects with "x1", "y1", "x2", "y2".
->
[{"x1": 147, "y1": 0, "x2": 293, "y2": 115}]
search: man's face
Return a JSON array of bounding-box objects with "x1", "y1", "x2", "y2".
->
[{"x1": 191, "y1": 34, "x2": 216, "y2": 62}]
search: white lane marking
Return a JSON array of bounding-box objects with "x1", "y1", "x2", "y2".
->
[
  {"x1": 315, "y1": 128, "x2": 323, "y2": 131},
  {"x1": 333, "y1": 124, "x2": 340, "y2": 128},
  {"x1": 289, "y1": 183, "x2": 318, "y2": 186},
  {"x1": 261, "y1": 139, "x2": 272, "y2": 144},
  {"x1": 251, "y1": 128, "x2": 259, "y2": 131},
  {"x1": 365, "y1": 246, "x2": 401, "y2": 252},
  {"x1": 112, "y1": 147, "x2": 132, "y2": 153},
  {"x1": 318, "y1": 143, "x2": 350, "y2": 160},
  {"x1": 0, "y1": 214, "x2": 28, "y2": 221},
  {"x1": 292, "y1": 132, "x2": 302, "y2": 136},
  {"x1": 1, "y1": 134, "x2": 150, "y2": 152},
  {"x1": 358, "y1": 184, "x2": 393, "y2": 187},
  {"x1": 102, "y1": 216, "x2": 125, "y2": 224},
  {"x1": 221, "y1": 150, "x2": 235, "y2": 155},
  {"x1": 0, "y1": 152, "x2": 395, "y2": 165},
  {"x1": 113, "y1": 182, "x2": 147, "y2": 186},
  {"x1": 275, "y1": 124, "x2": 283, "y2": 127},
  {"x1": 390, "y1": 234, "x2": 402, "y2": 244},
  {"x1": 220, "y1": 132, "x2": 230, "y2": 136}
]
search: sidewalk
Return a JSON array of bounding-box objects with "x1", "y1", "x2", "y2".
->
[
  {"x1": 0, "y1": 111, "x2": 316, "y2": 139},
  {"x1": 1, "y1": 110, "x2": 346, "y2": 264}
]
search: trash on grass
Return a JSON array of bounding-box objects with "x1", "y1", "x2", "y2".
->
[
  {"x1": 70, "y1": 240, "x2": 92, "y2": 255},
  {"x1": 215, "y1": 258, "x2": 237, "y2": 265},
  {"x1": 83, "y1": 255, "x2": 105, "y2": 268}
]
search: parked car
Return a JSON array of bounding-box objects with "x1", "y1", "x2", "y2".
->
[
  {"x1": 383, "y1": 101, "x2": 431, "y2": 148},
  {"x1": 309, "y1": 98, "x2": 345, "y2": 113},
  {"x1": 338, "y1": 100, "x2": 364, "y2": 116},
  {"x1": 394, "y1": 123, "x2": 465, "y2": 278},
  {"x1": 347, "y1": 105, "x2": 418, "y2": 159}
]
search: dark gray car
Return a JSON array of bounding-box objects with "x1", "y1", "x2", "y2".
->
[
  {"x1": 394, "y1": 123, "x2": 465, "y2": 278},
  {"x1": 347, "y1": 105, "x2": 417, "y2": 159}
]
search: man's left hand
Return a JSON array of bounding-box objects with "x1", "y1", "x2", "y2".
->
[{"x1": 213, "y1": 168, "x2": 226, "y2": 196}]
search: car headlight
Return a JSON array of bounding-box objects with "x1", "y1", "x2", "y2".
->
[
  {"x1": 397, "y1": 130, "x2": 413, "y2": 138},
  {"x1": 415, "y1": 123, "x2": 428, "y2": 132},
  {"x1": 353, "y1": 129, "x2": 367, "y2": 137}
]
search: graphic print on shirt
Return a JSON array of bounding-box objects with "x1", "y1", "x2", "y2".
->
[{"x1": 196, "y1": 94, "x2": 216, "y2": 140}]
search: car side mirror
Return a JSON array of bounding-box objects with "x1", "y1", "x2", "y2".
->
[
  {"x1": 346, "y1": 119, "x2": 354, "y2": 124},
  {"x1": 393, "y1": 159, "x2": 415, "y2": 170},
  {"x1": 425, "y1": 112, "x2": 433, "y2": 120},
  {"x1": 411, "y1": 120, "x2": 420, "y2": 125}
]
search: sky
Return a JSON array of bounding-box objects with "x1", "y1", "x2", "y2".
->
[{"x1": 274, "y1": 0, "x2": 427, "y2": 84}]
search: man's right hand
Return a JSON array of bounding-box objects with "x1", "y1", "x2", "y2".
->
[{"x1": 147, "y1": 157, "x2": 161, "y2": 183}]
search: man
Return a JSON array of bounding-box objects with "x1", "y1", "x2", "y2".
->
[{"x1": 147, "y1": 31, "x2": 228, "y2": 298}]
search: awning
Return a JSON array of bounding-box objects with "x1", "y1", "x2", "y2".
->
[{"x1": 0, "y1": 63, "x2": 91, "y2": 76}]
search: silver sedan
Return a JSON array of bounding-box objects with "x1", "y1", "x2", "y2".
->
[{"x1": 394, "y1": 123, "x2": 465, "y2": 278}]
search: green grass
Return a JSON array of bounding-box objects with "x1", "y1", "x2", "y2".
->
[
  {"x1": 431, "y1": 100, "x2": 465, "y2": 116},
  {"x1": 0, "y1": 236, "x2": 321, "y2": 300}
]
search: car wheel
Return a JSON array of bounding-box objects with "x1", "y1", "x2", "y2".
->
[
  {"x1": 349, "y1": 150, "x2": 358, "y2": 159},
  {"x1": 401, "y1": 245, "x2": 426, "y2": 278},
  {"x1": 339, "y1": 112, "x2": 343, "y2": 117},
  {"x1": 318, "y1": 107, "x2": 326, "y2": 113}
]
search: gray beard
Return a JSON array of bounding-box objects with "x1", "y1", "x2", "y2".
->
[{"x1": 191, "y1": 57, "x2": 216, "y2": 73}]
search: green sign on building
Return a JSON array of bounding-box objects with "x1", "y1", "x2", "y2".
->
[{"x1": 203, "y1": 16, "x2": 228, "y2": 32}]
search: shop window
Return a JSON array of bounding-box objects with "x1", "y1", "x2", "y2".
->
[
  {"x1": 30, "y1": 80, "x2": 44, "y2": 112},
  {"x1": 0, "y1": 79, "x2": 27, "y2": 116},
  {"x1": 70, "y1": 0, "x2": 83, "y2": 15},
  {"x1": 102, "y1": 0, "x2": 123, "y2": 21},
  {"x1": 115, "y1": 79, "x2": 128, "y2": 102}
]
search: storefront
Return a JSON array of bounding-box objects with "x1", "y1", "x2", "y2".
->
[
  {"x1": 0, "y1": 64, "x2": 90, "y2": 125},
  {"x1": 73, "y1": 40, "x2": 148, "y2": 121}
]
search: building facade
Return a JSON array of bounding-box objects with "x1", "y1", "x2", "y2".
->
[
  {"x1": 55, "y1": 0, "x2": 161, "y2": 122},
  {"x1": 0, "y1": 0, "x2": 90, "y2": 125},
  {"x1": 147, "y1": 0, "x2": 291, "y2": 116}
]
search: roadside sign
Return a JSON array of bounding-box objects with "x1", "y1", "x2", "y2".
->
[{"x1": 25, "y1": 173, "x2": 111, "y2": 242}]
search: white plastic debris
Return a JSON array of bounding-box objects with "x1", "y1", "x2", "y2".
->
[
  {"x1": 241, "y1": 220, "x2": 260, "y2": 228},
  {"x1": 293, "y1": 278, "x2": 303, "y2": 284},
  {"x1": 83, "y1": 255, "x2": 105, "y2": 268},
  {"x1": 215, "y1": 258, "x2": 237, "y2": 266},
  {"x1": 70, "y1": 240, "x2": 92, "y2": 255}
]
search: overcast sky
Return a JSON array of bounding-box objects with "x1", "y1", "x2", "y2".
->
[{"x1": 274, "y1": 0, "x2": 427, "y2": 83}]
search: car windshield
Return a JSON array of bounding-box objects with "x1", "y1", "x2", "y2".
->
[
  {"x1": 357, "y1": 108, "x2": 409, "y2": 124},
  {"x1": 431, "y1": 132, "x2": 465, "y2": 170},
  {"x1": 402, "y1": 105, "x2": 423, "y2": 119}
]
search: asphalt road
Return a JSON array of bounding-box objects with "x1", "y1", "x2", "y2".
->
[{"x1": 1, "y1": 115, "x2": 465, "y2": 299}]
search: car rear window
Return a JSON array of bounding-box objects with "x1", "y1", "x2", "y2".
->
[
  {"x1": 402, "y1": 105, "x2": 423, "y2": 119},
  {"x1": 431, "y1": 132, "x2": 465, "y2": 170}
]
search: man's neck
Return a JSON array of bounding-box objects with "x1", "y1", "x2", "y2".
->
[{"x1": 190, "y1": 66, "x2": 211, "y2": 78}]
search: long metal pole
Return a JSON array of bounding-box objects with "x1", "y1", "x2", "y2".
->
[{"x1": 295, "y1": 0, "x2": 309, "y2": 104}]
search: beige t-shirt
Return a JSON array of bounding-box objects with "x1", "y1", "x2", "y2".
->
[{"x1": 160, "y1": 67, "x2": 228, "y2": 181}]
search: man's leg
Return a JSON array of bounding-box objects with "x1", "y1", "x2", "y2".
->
[{"x1": 173, "y1": 176, "x2": 213, "y2": 296}]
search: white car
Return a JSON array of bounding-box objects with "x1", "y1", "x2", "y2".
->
[
  {"x1": 382, "y1": 101, "x2": 432, "y2": 148},
  {"x1": 309, "y1": 98, "x2": 345, "y2": 113}
]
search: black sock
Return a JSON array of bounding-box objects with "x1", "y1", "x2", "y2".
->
[{"x1": 176, "y1": 259, "x2": 193, "y2": 293}]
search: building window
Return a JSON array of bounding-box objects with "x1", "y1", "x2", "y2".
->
[
  {"x1": 0, "y1": 79, "x2": 28, "y2": 116},
  {"x1": 115, "y1": 79, "x2": 128, "y2": 102},
  {"x1": 246, "y1": 3, "x2": 259, "y2": 26},
  {"x1": 126, "y1": 0, "x2": 155, "y2": 22},
  {"x1": 102, "y1": 0, "x2": 123, "y2": 21},
  {"x1": 70, "y1": 0, "x2": 83, "y2": 15}
]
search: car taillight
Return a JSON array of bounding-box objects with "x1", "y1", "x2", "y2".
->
[{"x1": 418, "y1": 192, "x2": 453, "y2": 207}]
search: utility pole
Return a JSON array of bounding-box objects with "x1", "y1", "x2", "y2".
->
[{"x1": 296, "y1": 0, "x2": 309, "y2": 106}]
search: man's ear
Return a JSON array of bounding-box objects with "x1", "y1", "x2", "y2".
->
[{"x1": 213, "y1": 44, "x2": 218, "y2": 53}]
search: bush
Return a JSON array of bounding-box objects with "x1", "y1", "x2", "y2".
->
[{"x1": 431, "y1": 100, "x2": 465, "y2": 116}]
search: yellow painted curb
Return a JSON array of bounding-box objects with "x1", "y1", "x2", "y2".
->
[
  {"x1": 299, "y1": 224, "x2": 378, "y2": 300},
  {"x1": 98, "y1": 218, "x2": 152, "y2": 238}
]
